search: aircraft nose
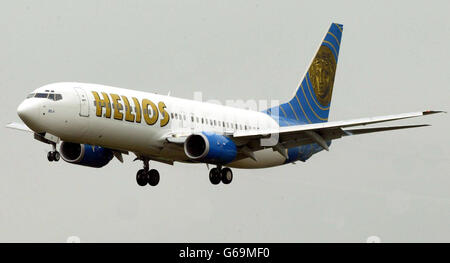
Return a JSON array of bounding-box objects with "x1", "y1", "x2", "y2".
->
[{"x1": 17, "y1": 100, "x2": 40, "y2": 126}]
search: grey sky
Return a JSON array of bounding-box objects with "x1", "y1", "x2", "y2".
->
[{"x1": 1, "y1": 0, "x2": 449, "y2": 242}]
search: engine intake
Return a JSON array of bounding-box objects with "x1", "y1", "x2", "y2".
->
[
  {"x1": 184, "y1": 132, "x2": 237, "y2": 164},
  {"x1": 60, "y1": 141, "x2": 113, "y2": 168}
]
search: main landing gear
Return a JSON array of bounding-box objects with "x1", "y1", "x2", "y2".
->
[
  {"x1": 47, "y1": 143, "x2": 60, "y2": 162},
  {"x1": 136, "y1": 158, "x2": 160, "y2": 187},
  {"x1": 209, "y1": 166, "x2": 233, "y2": 185}
]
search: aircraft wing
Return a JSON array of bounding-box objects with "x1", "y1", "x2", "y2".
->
[{"x1": 232, "y1": 111, "x2": 444, "y2": 152}]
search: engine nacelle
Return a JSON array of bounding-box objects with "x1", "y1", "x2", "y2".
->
[
  {"x1": 184, "y1": 132, "x2": 237, "y2": 164},
  {"x1": 60, "y1": 142, "x2": 113, "y2": 168}
]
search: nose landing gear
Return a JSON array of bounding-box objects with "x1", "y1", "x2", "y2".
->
[
  {"x1": 47, "y1": 143, "x2": 60, "y2": 162},
  {"x1": 135, "y1": 158, "x2": 160, "y2": 187},
  {"x1": 209, "y1": 166, "x2": 233, "y2": 185}
]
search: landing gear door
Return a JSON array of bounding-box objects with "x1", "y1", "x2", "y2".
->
[{"x1": 74, "y1": 87, "x2": 90, "y2": 117}]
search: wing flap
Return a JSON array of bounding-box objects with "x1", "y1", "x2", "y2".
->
[{"x1": 343, "y1": 124, "x2": 430, "y2": 136}]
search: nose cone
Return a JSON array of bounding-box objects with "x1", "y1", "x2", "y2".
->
[{"x1": 17, "y1": 100, "x2": 41, "y2": 131}]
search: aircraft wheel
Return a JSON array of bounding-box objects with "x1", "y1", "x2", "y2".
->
[
  {"x1": 136, "y1": 169, "x2": 147, "y2": 186},
  {"x1": 47, "y1": 151, "x2": 54, "y2": 162},
  {"x1": 53, "y1": 151, "x2": 60, "y2": 162},
  {"x1": 148, "y1": 169, "x2": 160, "y2": 186},
  {"x1": 221, "y1": 168, "x2": 233, "y2": 184},
  {"x1": 209, "y1": 168, "x2": 221, "y2": 185}
]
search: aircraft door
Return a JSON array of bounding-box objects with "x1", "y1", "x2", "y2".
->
[
  {"x1": 74, "y1": 87, "x2": 90, "y2": 117},
  {"x1": 189, "y1": 113, "x2": 195, "y2": 132},
  {"x1": 181, "y1": 111, "x2": 189, "y2": 131}
]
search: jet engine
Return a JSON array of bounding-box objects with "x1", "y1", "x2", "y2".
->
[
  {"x1": 184, "y1": 132, "x2": 237, "y2": 164},
  {"x1": 59, "y1": 141, "x2": 113, "y2": 168}
]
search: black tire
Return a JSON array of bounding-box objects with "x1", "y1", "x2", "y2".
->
[
  {"x1": 47, "y1": 151, "x2": 54, "y2": 162},
  {"x1": 148, "y1": 169, "x2": 160, "y2": 186},
  {"x1": 136, "y1": 169, "x2": 147, "y2": 186},
  {"x1": 209, "y1": 168, "x2": 221, "y2": 185},
  {"x1": 53, "y1": 151, "x2": 60, "y2": 162},
  {"x1": 221, "y1": 168, "x2": 233, "y2": 184}
]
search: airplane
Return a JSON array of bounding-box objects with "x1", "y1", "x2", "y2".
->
[{"x1": 6, "y1": 23, "x2": 444, "y2": 187}]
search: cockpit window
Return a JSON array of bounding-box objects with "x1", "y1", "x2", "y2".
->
[
  {"x1": 35, "y1": 93, "x2": 48, "y2": 98},
  {"x1": 26, "y1": 92, "x2": 63, "y2": 101}
]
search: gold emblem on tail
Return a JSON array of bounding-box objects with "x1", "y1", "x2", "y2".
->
[{"x1": 308, "y1": 45, "x2": 336, "y2": 106}]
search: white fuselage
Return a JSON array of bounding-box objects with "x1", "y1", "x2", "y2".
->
[{"x1": 18, "y1": 83, "x2": 287, "y2": 168}]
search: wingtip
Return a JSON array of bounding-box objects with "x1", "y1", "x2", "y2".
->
[
  {"x1": 406, "y1": 124, "x2": 431, "y2": 128},
  {"x1": 423, "y1": 110, "x2": 446, "y2": 115}
]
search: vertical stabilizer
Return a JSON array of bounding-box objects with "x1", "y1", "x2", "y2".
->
[{"x1": 264, "y1": 23, "x2": 343, "y2": 126}]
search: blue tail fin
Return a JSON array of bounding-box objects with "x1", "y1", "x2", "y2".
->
[{"x1": 264, "y1": 23, "x2": 343, "y2": 126}]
